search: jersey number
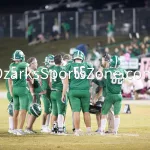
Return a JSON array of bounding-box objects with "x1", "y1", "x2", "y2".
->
[
  {"x1": 111, "y1": 78, "x2": 123, "y2": 84},
  {"x1": 74, "y1": 66, "x2": 86, "y2": 79}
]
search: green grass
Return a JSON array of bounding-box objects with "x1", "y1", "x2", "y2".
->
[
  {"x1": 0, "y1": 36, "x2": 130, "y2": 88},
  {"x1": 0, "y1": 99, "x2": 150, "y2": 150},
  {"x1": 0, "y1": 37, "x2": 130, "y2": 70}
]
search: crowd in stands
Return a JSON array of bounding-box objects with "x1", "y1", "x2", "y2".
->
[{"x1": 69, "y1": 37, "x2": 150, "y2": 100}]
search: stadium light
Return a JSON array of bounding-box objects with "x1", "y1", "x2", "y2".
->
[
  {"x1": 121, "y1": 9, "x2": 124, "y2": 13},
  {"x1": 45, "y1": 5, "x2": 49, "y2": 9}
]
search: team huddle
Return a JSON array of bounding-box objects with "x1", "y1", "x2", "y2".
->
[{"x1": 6, "y1": 47, "x2": 126, "y2": 136}]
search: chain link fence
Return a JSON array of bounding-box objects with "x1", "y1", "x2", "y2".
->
[{"x1": 0, "y1": 8, "x2": 150, "y2": 38}]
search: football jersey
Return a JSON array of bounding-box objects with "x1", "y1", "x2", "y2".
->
[
  {"x1": 50, "y1": 65, "x2": 63, "y2": 91},
  {"x1": 103, "y1": 67, "x2": 126, "y2": 94},
  {"x1": 65, "y1": 61, "x2": 92, "y2": 90},
  {"x1": 37, "y1": 66, "x2": 49, "y2": 90},
  {"x1": 92, "y1": 78, "x2": 106, "y2": 97},
  {"x1": 9, "y1": 62, "x2": 29, "y2": 87},
  {"x1": 27, "y1": 69, "x2": 42, "y2": 94}
]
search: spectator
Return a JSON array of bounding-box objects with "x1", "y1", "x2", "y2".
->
[
  {"x1": 61, "y1": 21, "x2": 70, "y2": 40},
  {"x1": 140, "y1": 43, "x2": 147, "y2": 54},
  {"x1": 132, "y1": 44, "x2": 141, "y2": 56},
  {"x1": 120, "y1": 44, "x2": 126, "y2": 55},
  {"x1": 146, "y1": 41, "x2": 150, "y2": 54},
  {"x1": 27, "y1": 23, "x2": 34, "y2": 45},
  {"x1": 113, "y1": 48, "x2": 119, "y2": 56},
  {"x1": 95, "y1": 42, "x2": 104, "y2": 54},
  {"x1": 37, "y1": 33, "x2": 47, "y2": 43},
  {"x1": 106, "y1": 22, "x2": 115, "y2": 44},
  {"x1": 76, "y1": 44, "x2": 88, "y2": 57},
  {"x1": 104, "y1": 47, "x2": 110, "y2": 54},
  {"x1": 51, "y1": 19, "x2": 60, "y2": 41},
  {"x1": 124, "y1": 49, "x2": 131, "y2": 62}
]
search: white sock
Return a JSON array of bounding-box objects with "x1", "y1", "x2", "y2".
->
[
  {"x1": 42, "y1": 125, "x2": 46, "y2": 129},
  {"x1": 114, "y1": 118, "x2": 120, "y2": 132},
  {"x1": 45, "y1": 114, "x2": 51, "y2": 126},
  {"x1": 100, "y1": 119, "x2": 107, "y2": 132},
  {"x1": 86, "y1": 127, "x2": 91, "y2": 132},
  {"x1": 75, "y1": 129, "x2": 80, "y2": 133},
  {"x1": 9, "y1": 117, "x2": 13, "y2": 130},
  {"x1": 58, "y1": 114, "x2": 64, "y2": 129}
]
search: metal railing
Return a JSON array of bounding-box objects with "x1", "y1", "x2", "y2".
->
[{"x1": 0, "y1": 8, "x2": 150, "y2": 38}]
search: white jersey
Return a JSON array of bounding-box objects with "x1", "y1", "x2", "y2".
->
[{"x1": 132, "y1": 78, "x2": 144, "y2": 91}]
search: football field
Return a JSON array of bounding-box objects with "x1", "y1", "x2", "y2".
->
[{"x1": 0, "y1": 99, "x2": 150, "y2": 150}]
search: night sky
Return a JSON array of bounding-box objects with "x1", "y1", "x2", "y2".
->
[{"x1": 0, "y1": 0, "x2": 145, "y2": 13}]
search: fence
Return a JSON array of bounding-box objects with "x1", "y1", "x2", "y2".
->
[{"x1": 0, "y1": 8, "x2": 150, "y2": 38}]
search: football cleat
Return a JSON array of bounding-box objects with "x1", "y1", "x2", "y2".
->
[
  {"x1": 105, "y1": 131, "x2": 114, "y2": 134},
  {"x1": 41, "y1": 126, "x2": 51, "y2": 133},
  {"x1": 113, "y1": 131, "x2": 118, "y2": 135},
  {"x1": 8, "y1": 129, "x2": 14, "y2": 134},
  {"x1": 57, "y1": 131, "x2": 68, "y2": 136},
  {"x1": 24, "y1": 129, "x2": 35, "y2": 134},
  {"x1": 98, "y1": 131, "x2": 105, "y2": 135},
  {"x1": 16, "y1": 129, "x2": 25, "y2": 136},
  {"x1": 74, "y1": 129, "x2": 84, "y2": 136},
  {"x1": 12, "y1": 129, "x2": 18, "y2": 135}
]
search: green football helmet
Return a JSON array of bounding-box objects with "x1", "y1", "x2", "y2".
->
[
  {"x1": 7, "y1": 102, "x2": 13, "y2": 116},
  {"x1": 47, "y1": 54, "x2": 54, "y2": 62},
  {"x1": 72, "y1": 50, "x2": 85, "y2": 61},
  {"x1": 110, "y1": 55, "x2": 120, "y2": 68},
  {"x1": 44, "y1": 56, "x2": 49, "y2": 66},
  {"x1": 30, "y1": 103, "x2": 42, "y2": 117},
  {"x1": 44, "y1": 54, "x2": 55, "y2": 67},
  {"x1": 12, "y1": 50, "x2": 25, "y2": 61}
]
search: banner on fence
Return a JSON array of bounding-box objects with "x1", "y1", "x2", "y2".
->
[{"x1": 120, "y1": 56, "x2": 139, "y2": 70}]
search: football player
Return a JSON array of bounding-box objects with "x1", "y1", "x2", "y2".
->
[
  {"x1": 100, "y1": 55, "x2": 126, "y2": 135},
  {"x1": 62, "y1": 54, "x2": 72, "y2": 132},
  {"x1": 8, "y1": 50, "x2": 32, "y2": 135},
  {"x1": 25, "y1": 57, "x2": 43, "y2": 134},
  {"x1": 38, "y1": 55, "x2": 54, "y2": 133},
  {"x1": 92, "y1": 53, "x2": 115, "y2": 134},
  {"x1": 62, "y1": 50, "x2": 92, "y2": 136},
  {"x1": 6, "y1": 67, "x2": 14, "y2": 133},
  {"x1": 50, "y1": 54, "x2": 66, "y2": 135}
]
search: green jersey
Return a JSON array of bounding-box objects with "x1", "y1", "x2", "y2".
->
[
  {"x1": 92, "y1": 78, "x2": 106, "y2": 97},
  {"x1": 65, "y1": 62, "x2": 92, "y2": 91},
  {"x1": 107, "y1": 24, "x2": 114, "y2": 33},
  {"x1": 9, "y1": 62, "x2": 29, "y2": 87},
  {"x1": 27, "y1": 24, "x2": 33, "y2": 36},
  {"x1": 37, "y1": 66, "x2": 49, "y2": 90},
  {"x1": 50, "y1": 65, "x2": 63, "y2": 91},
  {"x1": 103, "y1": 67, "x2": 126, "y2": 94},
  {"x1": 62, "y1": 22, "x2": 70, "y2": 31},
  {"x1": 27, "y1": 70, "x2": 42, "y2": 94}
]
